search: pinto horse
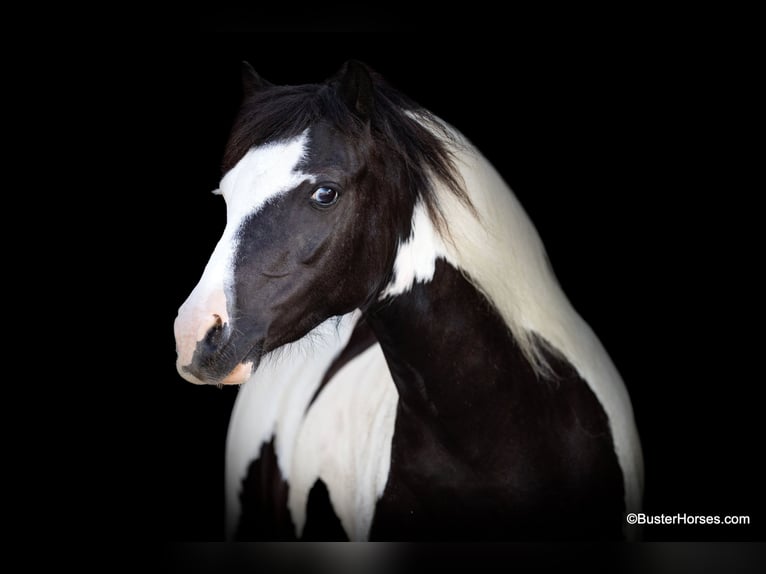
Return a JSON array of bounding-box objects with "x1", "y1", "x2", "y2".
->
[{"x1": 174, "y1": 60, "x2": 643, "y2": 541}]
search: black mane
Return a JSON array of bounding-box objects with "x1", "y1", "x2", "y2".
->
[{"x1": 223, "y1": 62, "x2": 468, "y2": 228}]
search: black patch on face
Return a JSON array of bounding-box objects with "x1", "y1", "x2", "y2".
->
[
  {"x1": 367, "y1": 260, "x2": 625, "y2": 541},
  {"x1": 224, "y1": 118, "x2": 420, "y2": 369}
]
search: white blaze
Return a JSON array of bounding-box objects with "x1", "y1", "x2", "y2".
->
[{"x1": 174, "y1": 131, "x2": 312, "y2": 384}]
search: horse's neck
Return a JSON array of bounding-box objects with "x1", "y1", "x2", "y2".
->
[
  {"x1": 365, "y1": 257, "x2": 627, "y2": 522},
  {"x1": 367, "y1": 258, "x2": 542, "y2": 445}
]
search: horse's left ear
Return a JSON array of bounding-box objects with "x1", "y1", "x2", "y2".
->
[
  {"x1": 336, "y1": 60, "x2": 375, "y2": 119},
  {"x1": 241, "y1": 61, "x2": 272, "y2": 98}
]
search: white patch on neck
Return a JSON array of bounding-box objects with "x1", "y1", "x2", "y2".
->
[
  {"x1": 379, "y1": 201, "x2": 454, "y2": 299},
  {"x1": 225, "y1": 311, "x2": 399, "y2": 541},
  {"x1": 288, "y1": 343, "x2": 397, "y2": 540},
  {"x1": 224, "y1": 312, "x2": 361, "y2": 537}
]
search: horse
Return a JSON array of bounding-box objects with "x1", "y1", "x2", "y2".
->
[{"x1": 173, "y1": 60, "x2": 644, "y2": 541}]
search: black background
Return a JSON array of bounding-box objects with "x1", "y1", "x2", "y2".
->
[{"x1": 52, "y1": 8, "x2": 761, "y2": 547}]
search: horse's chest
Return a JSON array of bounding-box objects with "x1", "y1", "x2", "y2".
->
[{"x1": 232, "y1": 343, "x2": 398, "y2": 540}]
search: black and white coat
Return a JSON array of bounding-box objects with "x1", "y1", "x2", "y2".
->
[{"x1": 174, "y1": 61, "x2": 644, "y2": 541}]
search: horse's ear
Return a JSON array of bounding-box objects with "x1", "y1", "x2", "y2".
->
[
  {"x1": 241, "y1": 61, "x2": 272, "y2": 97},
  {"x1": 336, "y1": 60, "x2": 375, "y2": 119}
]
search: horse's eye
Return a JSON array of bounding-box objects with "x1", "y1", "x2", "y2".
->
[{"x1": 310, "y1": 186, "x2": 339, "y2": 207}]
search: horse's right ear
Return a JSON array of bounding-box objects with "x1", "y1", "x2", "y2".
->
[
  {"x1": 336, "y1": 60, "x2": 375, "y2": 120},
  {"x1": 241, "y1": 61, "x2": 272, "y2": 97}
]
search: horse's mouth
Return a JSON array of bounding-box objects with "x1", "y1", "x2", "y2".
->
[
  {"x1": 211, "y1": 338, "x2": 267, "y2": 385},
  {"x1": 177, "y1": 342, "x2": 261, "y2": 386},
  {"x1": 215, "y1": 361, "x2": 255, "y2": 386}
]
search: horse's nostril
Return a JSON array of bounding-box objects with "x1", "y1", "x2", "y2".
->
[{"x1": 204, "y1": 314, "x2": 225, "y2": 349}]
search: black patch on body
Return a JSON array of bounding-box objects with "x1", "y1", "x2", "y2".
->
[
  {"x1": 301, "y1": 480, "x2": 350, "y2": 541},
  {"x1": 235, "y1": 438, "x2": 297, "y2": 540},
  {"x1": 367, "y1": 261, "x2": 625, "y2": 541},
  {"x1": 235, "y1": 443, "x2": 351, "y2": 541}
]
